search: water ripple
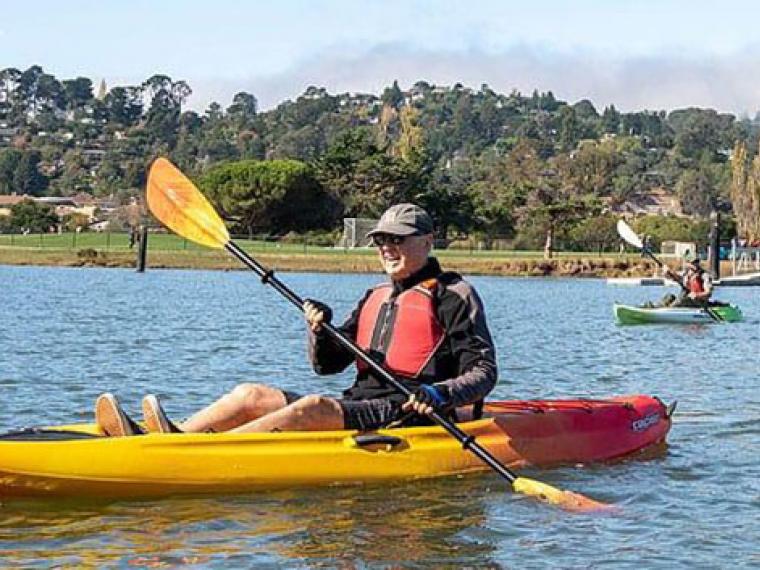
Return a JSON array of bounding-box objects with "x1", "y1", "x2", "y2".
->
[{"x1": 1, "y1": 267, "x2": 758, "y2": 567}]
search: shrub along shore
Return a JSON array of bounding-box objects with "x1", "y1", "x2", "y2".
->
[{"x1": 0, "y1": 246, "x2": 696, "y2": 278}]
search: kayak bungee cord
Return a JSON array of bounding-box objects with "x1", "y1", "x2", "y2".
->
[{"x1": 145, "y1": 157, "x2": 614, "y2": 513}]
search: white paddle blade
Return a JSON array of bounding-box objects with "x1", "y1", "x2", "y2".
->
[{"x1": 616, "y1": 220, "x2": 643, "y2": 249}]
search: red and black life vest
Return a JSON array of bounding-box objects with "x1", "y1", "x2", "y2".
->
[
  {"x1": 687, "y1": 271, "x2": 705, "y2": 294},
  {"x1": 355, "y1": 278, "x2": 444, "y2": 378}
]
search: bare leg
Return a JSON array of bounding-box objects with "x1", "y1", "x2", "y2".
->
[
  {"x1": 230, "y1": 394, "x2": 344, "y2": 433},
  {"x1": 179, "y1": 383, "x2": 288, "y2": 433}
]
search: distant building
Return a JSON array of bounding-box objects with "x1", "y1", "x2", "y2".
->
[
  {"x1": 81, "y1": 148, "x2": 107, "y2": 167},
  {"x1": 0, "y1": 125, "x2": 18, "y2": 146},
  {"x1": 34, "y1": 196, "x2": 97, "y2": 221},
  {"x1": 0, "y1": 194, "x2": 32, "y2": 216},
  {"x1": 0, "y1": 194, "x2": 97, "y2": 221},
  {"x1": 606, "y1": 188, "x2": 684, "y2": 217},
  {"x1": 97, "y1": 79, "x2": 108, "y2": 100},
  {"x1": 661, "y1": 240, "x2": 697, "y2": 259},
  {"x1": 71, "y1": 192, "x2": 97, "y2": 207}
]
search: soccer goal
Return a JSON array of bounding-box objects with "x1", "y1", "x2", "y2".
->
[{"x1": 341, "y1": 217, "x2": 378, "y2": 248}]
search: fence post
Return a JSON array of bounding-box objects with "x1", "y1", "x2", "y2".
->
[
  {"x1": 106, "y1": 231, "x2": 110, "y2": 251},
  {"x1": 708, "y1": 210, "x2": 720, "y2": 279},
  {"x1": 136, "y1": 226, "x2": 149, "y2": 272},
  {"x1": 72, "y1": 231, "x2": 76, "y2": 249}
]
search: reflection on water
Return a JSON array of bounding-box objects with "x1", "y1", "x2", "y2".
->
[
  {"x1": 0, "y1": 478, "x2": 502, "y2": 567},
  {"x1": 1, "y1": 266, "x2": 759, "y2": 567}
]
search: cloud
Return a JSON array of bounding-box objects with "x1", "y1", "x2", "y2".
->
[{"x1": 185, "y1": 44, "x2": 760, "y2": 117}]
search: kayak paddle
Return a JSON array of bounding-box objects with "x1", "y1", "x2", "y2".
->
[
  {"x1": 146, "y1": 157, "x2": 615, "y2": 513},
  {"x1": 616, "y1": 220, "x2": 722, "y2": 322}
]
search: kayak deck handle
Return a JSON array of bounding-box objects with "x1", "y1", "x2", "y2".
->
[{"x1": 351, "y1": 434, "x2": 404, "y2": 448}]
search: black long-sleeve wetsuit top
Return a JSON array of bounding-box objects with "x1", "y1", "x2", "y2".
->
[{"x1": 308, "y1": 257, "x2": 498, "y2": 407}]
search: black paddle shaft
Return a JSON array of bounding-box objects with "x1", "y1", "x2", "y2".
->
[
  {"x1": 224, "y1": 241, "x2": 519, "y2": 485},
  {"x1": 642, "y1": 248, "x2": 689, "y2": 294}
]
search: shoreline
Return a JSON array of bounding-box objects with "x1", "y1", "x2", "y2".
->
[{"x1": 0, "y1": 247, "x2": 691, "y2": 278}]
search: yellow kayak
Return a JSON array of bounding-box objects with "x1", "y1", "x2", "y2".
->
[{"x1": 0, "y1": 396, "x2": 671, "y2": 499}]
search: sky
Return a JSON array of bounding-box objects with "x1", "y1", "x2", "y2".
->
[{"x1": 4, "y1": 0, "x2": 760, "y2": 116}]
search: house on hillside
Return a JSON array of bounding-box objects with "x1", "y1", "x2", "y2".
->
[
  {"x1": 94, "y1": 195, "x2": 120, "y2": 215},
  {"x1": 34, "y1": 196, "x2": 98, "y2": 221},
  {"x1": 71, "y1": 192, "x2": 97, "y2": 208},
  {"x1": 81, "y1": 148, "x2": 106, "y2": 167},
  {"x1": 0, "y1": 195, "x2": 97, "y2": 222},
  {"x1": 0, "y1": 194, "x2": 32, "y2": 216},
  {"x1": 0, "y1": 125, "x2": 19, "y2": 147},
  {"x1": 607, "y1": 188, "x2": 684, "y2": 217}
]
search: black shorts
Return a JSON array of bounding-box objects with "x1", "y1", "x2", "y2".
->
[{"x1": 282, "y1": 390, "x2": 432, "y2": 431}]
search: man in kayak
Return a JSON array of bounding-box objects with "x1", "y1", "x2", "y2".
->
[
  {"x1": 95, "y1": 203, "x2": 498, "y2": 436},
  {"x1": 661, "y1": 256, "x2": 714, "y2": 307}
]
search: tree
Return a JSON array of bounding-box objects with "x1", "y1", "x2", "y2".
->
[
  {"x1": 632, "y1": 215, "x2": 710, "y2": 248},
  {"x1": 62, "y1": 77, "x2": 93, "y2": 112},
  {"x1": 0, "y1": 67, "x2": 22, "y2": 121},
  {"x1": 227, "y1": 91, "x2": 258, "y2": 128},
  {"x1": 36, "y1": 73, "x2": 65, "y2": 114},
  {"x1": 675, "y1": 166, "x2": 718, "y2": 216},
  {"x1": 93, "y1": 152, "x2": 124, "y2": 195},
  {"x1": 314, "y1": 126, "x2": 431, "y2": 219},
  {"x1": 142, "y1": 75, "x2": 192, "y2": 144},
  {"x1": 421, "y1": 163, "x2": 474, "y2": 239},
  {"x1": 565, "y1": 214, "x2": 619, "y2": 252},
  {"x1": 200, "y1": 159, "x2": 338, "y2": 234},
  {"x1": 0, "y1": 148, "x2": 23, "y2": 194},
  {"x1": 558, "y1": 106, "x2": 580, "y2": 151},
  {"x1": 670, "y1": 108, "x2": 734, "y2": 162},
  {"x1": 172, "y1": 111, "x2": 203, "y2": 170},
  {"x1": 52, "y1": 149, "x2": 90, "y2": 195},
  {"x1": 9, "y1": 199, "x2": 58, "y2": 232},
  {"x1": 556, "y1": 139, "x2": 621, "y2": 196},
  {"x1": 381, "y1": 80, "x2": 404, "y2": 109},
  {"x1": 396, "y1": 105, "x2": 423, "y2": 161},
  {"x1": 517, "y1": 151, "x2": 600, "y2": 258},
  {"x1": 15, "y1": 65, "x2": 44, "y2": 116},
  {"x1": 730, "y1": 140, "x2": 760, "y2": 241},
  {"x1": 103, "y1": 86, "x2": 143, "y2": 126},
  {"x1": 573, "y1": 99, "x2": 598, "y2": 121},
  {"x1": 12, "y1": 150, "x2": 48, "y2": 195},
  {"x1": 601, "y1": 105, "x2": 621, "y2": 134}
]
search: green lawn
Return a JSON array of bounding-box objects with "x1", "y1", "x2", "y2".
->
[{"x1": 0, "y1": 231, "x2": 625, "y2": 260}]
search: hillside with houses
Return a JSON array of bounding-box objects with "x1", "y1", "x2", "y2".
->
[{"x1": 2, "y1": 65, "x2": 760, "y2": 250}]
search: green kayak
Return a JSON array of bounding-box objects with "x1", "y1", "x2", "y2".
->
[{"x1": 614, "y1": 303, "x2": 743, "y2": 325}]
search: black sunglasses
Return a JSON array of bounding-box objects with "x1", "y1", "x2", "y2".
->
[{"x1": 372, "y1": 234, "x2": 412, "y2": 247}]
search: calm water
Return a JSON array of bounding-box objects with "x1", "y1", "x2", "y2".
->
[{"x1": 0, "y1": 265, "x2": 758, "y2": 568}]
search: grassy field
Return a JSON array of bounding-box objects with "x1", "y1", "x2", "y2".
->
[
  {"x1": 0, "y1": 231, "x2": 666, "y2": 277},
  {"x1": 0, "y1": 231, "x2": 624, "y2": 258}
]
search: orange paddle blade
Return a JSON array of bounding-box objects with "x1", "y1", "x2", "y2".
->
[
  {"x1": 513, "y1": 477, "x2": 618, "y2": 514},
  {"x1": 146, "y1": 157, "x2": 230, "y2": 249}
]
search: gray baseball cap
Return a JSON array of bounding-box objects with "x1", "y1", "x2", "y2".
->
[{"x1": 366, "y1": 203, "x2": 434, "y2": 237}]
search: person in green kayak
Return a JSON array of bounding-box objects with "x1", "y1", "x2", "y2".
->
[
  {"x1": 95, "y1": 203, "x2": 498, "y2": 436},
  {"x1": 660, "y1": 256, "x2": 714, "y2": 307}
]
